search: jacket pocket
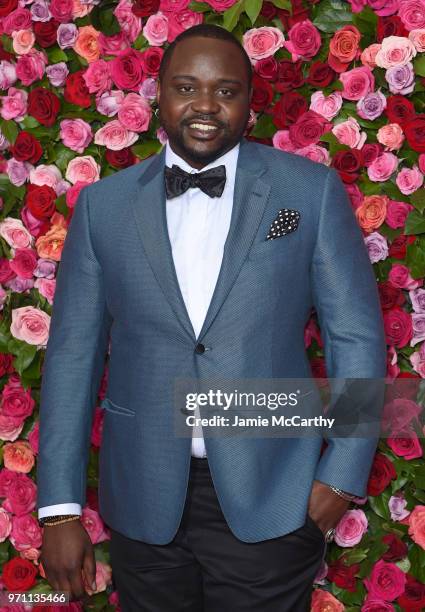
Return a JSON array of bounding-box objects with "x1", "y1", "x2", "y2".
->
[{"x1": 100, "y1": 397, "x2": 136, "y2": 417}]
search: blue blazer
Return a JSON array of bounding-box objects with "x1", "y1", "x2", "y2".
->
[{"x1": 37, "y1": 137, "x2": 386, "y2": 544}]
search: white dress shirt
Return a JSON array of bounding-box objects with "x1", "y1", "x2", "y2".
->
[{"x1": 38, "y1": 140, "x2": 240, "y2": 519}]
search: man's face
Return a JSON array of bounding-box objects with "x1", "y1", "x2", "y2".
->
[{"x1": 157, "y1": 36, "x2": 252, "y2": 169}]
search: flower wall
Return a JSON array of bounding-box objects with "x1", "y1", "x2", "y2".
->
[{"x1": 0, "y1": 0, "x2": 424, "y2": 610}]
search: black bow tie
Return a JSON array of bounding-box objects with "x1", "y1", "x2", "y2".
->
[{"x1": 164, "y1": 164, "x2": 226, "y2": 199}]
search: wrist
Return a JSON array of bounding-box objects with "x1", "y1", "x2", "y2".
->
[{"x1": 38, "y1": 514, "x2": 81, "y2": 528}]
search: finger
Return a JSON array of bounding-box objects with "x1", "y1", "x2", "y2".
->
[
  {"x1": 54, "y1": 574, "x2": 73, "y2": 602},
  {"x1": 68, "y1": 569, "x2": 87, "y2": 601},
  {"x1": 82, "y1": 548, "x2": 97, "y2": 592}
]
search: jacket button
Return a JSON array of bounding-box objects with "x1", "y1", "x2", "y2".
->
[{"x1": 195, "y1": 343, "x2": 205, "y2": 354}]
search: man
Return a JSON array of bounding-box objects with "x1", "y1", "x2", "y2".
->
[{"x1": 37, "y1": 24, "x2": 386, "y2": 611}]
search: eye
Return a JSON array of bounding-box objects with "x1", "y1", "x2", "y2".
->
[
  {"x1": 218, "y1": 88, "x2": 233, "y2": 96},
  {"x1": 178, "y1": 85, "x2": 195, "y2": 93}
]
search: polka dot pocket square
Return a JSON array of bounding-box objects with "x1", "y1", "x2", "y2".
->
[{"x1": 266, "y1": 208, "x2": 301, "y2": 241}]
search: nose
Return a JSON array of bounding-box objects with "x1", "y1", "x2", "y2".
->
[{"x1": 191, "y1": 89, "x2": 220, "y2": 115}]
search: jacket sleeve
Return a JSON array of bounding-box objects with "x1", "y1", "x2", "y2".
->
[
  {"x1": 310, "y1": 168, "x2": 387, "y2": 498},
  {"x1": 36, "y1": 186, "x2": 112, "y2": 510}
]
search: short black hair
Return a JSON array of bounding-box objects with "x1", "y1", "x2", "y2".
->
[{"x1": 158, "y1": 24, "x2": 253, "y2": 88}]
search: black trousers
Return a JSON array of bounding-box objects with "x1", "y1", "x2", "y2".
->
[{"x1": 108, "y1": 457, "x2": 326, "y2": 612}]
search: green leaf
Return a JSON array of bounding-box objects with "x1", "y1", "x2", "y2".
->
[
  {"x1": 20, "y1": 116, "x2": 40, "y2": 130},
  {"x1": 222, "y1": 0, "x2": 245, "y2": 31},
  {"x1": 250, "y1": 113, "x2": 276, "y2": 138},
  {"x1": 312, "y1": 0, "x2": 353, "y2": 33},
  {"x1": 413, "y1": 464, "x2": 425, "y2": 489},
  {"x1": 131, "y1": 140, "x2": 162, "y2": 160},
  {"x1": 408, "y1": 544, "x2": 425, "y2": 583},
  {"x1": 367, "y1": 490, "x2": 391, "y2": 520},
  {"x1": 410, "y1": 188, "x2": 425, "y2": 213},
  {"x1": 0, "y1": 541, "x2": 10, "y2": 565},
  {"x1": 352, "y1": 5, "x2": 378, "y2": 36},
  {"x1": 406, "y1": 242, "x2": 425, "y2": 279},
  {"x1": 12, "y1": 343, "x2": 38, "y2": 377},
  {"x1": 244, "y1": 0, "x2": 263, "y2": 24},
  {"x1": 188, "y1": 1, "x2": 212, "y2": 12},
  {"x1": 269, "y1": 0, "x2": 291, "y2": 9},
  {"x1": 413, "y1": 55, "x2": 425, "y2": 78},
  {"x1": 46, "y1": 47, "x2": 69, "y2": 64},
  {"x1": 405, "y1": 209, "x2": 425, "y2": 235},
  {"x1": 0, "y1": 119, "x2": 18, "y2": 145}
]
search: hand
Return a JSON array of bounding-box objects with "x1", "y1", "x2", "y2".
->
[
  {"x1": 40, "y1": 520, "x2": 96, "y2": 602},
  {"x1": 307, "y1": 480, "x2": 351, "y2": 536}
]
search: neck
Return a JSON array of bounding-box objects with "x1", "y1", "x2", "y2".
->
[{"x1": 167, "y1": 140, "x2": 240, "y2": 170}]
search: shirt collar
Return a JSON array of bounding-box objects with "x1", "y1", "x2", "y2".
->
[{"x1": 165, "y1": 139, "x2": 240, "y2": 187}]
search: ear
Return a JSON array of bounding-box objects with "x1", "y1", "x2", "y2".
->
[{"x1": 156, "y1": 80, "x2": 161, "y2": 104}]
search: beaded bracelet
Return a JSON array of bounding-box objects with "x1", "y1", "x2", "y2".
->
[{"x1": 39, "y1": 515, "x2": 80, "y2": 527}]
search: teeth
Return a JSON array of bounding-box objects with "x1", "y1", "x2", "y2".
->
[{"x1": 189, "y1": 123, "x2": 218, "y2": 131}]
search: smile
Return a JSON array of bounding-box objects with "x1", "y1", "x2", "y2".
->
[{"x1": 189, "y1": 123, "x2": 219, "y2": 131}]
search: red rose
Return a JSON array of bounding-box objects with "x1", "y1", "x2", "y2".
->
[
  {"x1": 394, "y1": 371, "x2": 421, "y2": 401},
  {"x1": 0, "y1": 0, "x2": 18, "y2": 17},
  {"x1": 275, "y1": 59, "x2": 304, "y2": 93},
  {"x1": 389, "y1": 234, "x2": 415, "y2": 260},
  {"x1": 397, "y1": 573, "x2": 425, "y2": 611},
  {"x1": 382, "y1": 533, "x2": 408, "y2": 562},
  {"x1": 64, "y1": 70, "x2": 91, "y2": 108},
  {"x1": 331, "y1": 149, "x2": 363, "y2": 183},
  {"x1": 387, "y1": 428, "x2": 422, "y2": 460},
  {"x1": 289, "y1": 110, "x2": 332, "y2": 148},
  {"x1": 277, "y1": 2, "x2": 311, "y2": 31},
  {"x1": 0, "y1": 258, "x2": 15, "y2": 283},
  {"x1": 402, "y1": 115, "x2": 425, "y2": 153},
  {"x1": 362, "y1": 143, "x2": 384, "y2": 167},
  {"x1": 327, "y1": 556, "x2": 360, "y2": 592},
  {"x1": 132, "y1": 0, "x2": 160, "y2": 18},
  {"x1": 251, "y1": 74, "x2": 273, "y2": 112},
  {"x1": 0, "y1": 352, "x2": 14, "y2": 377},
  {"x1": 272, "y1": 91, "x2": 308, "y2": 129},
  {"x1": 306, "y1": 61, "x2": 336, "y2": 88},
  {"x1": 377, "y1": 16, "x2": 409, "y2": 42},
  {"x1": 105, "y1": 147, "x2": 137, "y2": 169},
  {"x1": 2, "y1": 557, "x2": 37, "y2": 592},
  {"x1": 383, "y1": 306, "x2": 413, "y2": 348},
  {"x1": 27, "y1": 87, "x2": 60, "y2": 127},
  {"x1": 10, "y1": 248, "x2": 38, "y2": 279},
  {"x1": 140, "y1": 47, "x2": 163, "y2": 78},
  {"x1": 110, "y1": 48, "x2": 144, "y2": 92},
  {"x1": 254, "y1": 57, "x2": 278, "y2": 82},
  {"x1": 10, "y1": 131, "x2": 42, "y2": 164},
  {"x1": 385, "y1": 95, "x2": 416, "y2": 125},
  {"x1": 245, "y1": 135, "x2": 273, "y2": 146},
  {"x1": 378, "y1": 281, "x2": 405, "y2": 310},
  {"x1": 260, "y1": 1, "x2": 277, "y2": 19},
  {"x1": 25, "y1": 184, "x2": 57, "y2": 220},
  {"x1": 33, "y1": 19, "x2": 60, "y2": 48},
  {"x1": 367, "y1": 452, "x2": 397, "y2": 496}
]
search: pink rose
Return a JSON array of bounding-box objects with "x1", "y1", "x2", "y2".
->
[
  {"x1": 288, "y1": 110, "x2": 332, "y2": 148},
  {"x1": 398, "y1": 1, "x2": 425, "y2": 31},
  {"x1": 27, "y1": 422, "x2": 39, "y2": 455},
  {"x1": 85, "y1": 561, "x2": 113, "y2": 595},
  {"x1": 243, "y1": 27, "x2": 285, "y2": 62},
  {"x1": 385, "y1": 199, "x2": 414, "y2": 229},
  {"x1": 81, "y1": 507, "x2": 109, "y2": 544},
  {"x1": 96, "y1": 90, "x2": 125, "y2": 117},
  {"x1": 334, "y1": 509, "x2": 368, "y2": 547},
  {"x1": 10, "y1": 306, "x2": 50, "y2": 348},
  {"x1": 2, "y1": 472, "x2": 37, "y2": 516},
  {"x1": 310, "y1": 91, "x2": 343, "y2": 121},
  {"x1": 296, "y1": 144, "x2": 330, "y2": 165},
  {"x1": 117, "y1": 93, "x2": 151, "y2": 133},
  {"x1": 29, "y1": 164, "x2": 62, "y2": 190},
  {"x1": 0, "y1": 375, "x2": 35, "y2": 421},
  {"x1": 377, "y1": 123, "x2": 405, "y2": 151},
  {"x1": 65, "y1": 156, "x2": 100, "y2": 184},
  {"x1": 384, "y1": 307, "x2": 413, "y2": 348},
  {"x1": 10, "y1": 513, "x2": 42, "y2": 551},
  {"x1": 388, "y1": 263, "x2": 421, "y2": 290},
  {"x1": 204, "y1": 0, "x2": 239, "y2": 11},
  {"x1": 114, "y1": 0, "x2": 142, "y2": 43},
  {"x1": 332, "y1": 117, "x2": 367, "y2": 149},
  {"x1": 0, "y1": 468, "x2": 17, "y2": 497},
  {"x1": 361, "y1": 599, "x2": 395, "y2": 612},
  {"x1": 375, "y1": 36, "x2": 417, "y2": 68},
  {"x1": 167, "y1": 9, "x2": 203, "y2": 42},
  {"x1": 387, "y1": 427, "x2": 423, "y2": 460},
  {"x1": 143, "y1": 12, "x2": 169, "y2": 46},
  {"x1": 15, "y1": 48, "x2": 47, "y2": 86},
  {"x1": 3, "y1": 440, "x2": 35, "y2": 474},
  {"x1": 60, "y1": 119, "x2": 93, "y2": 154},
  {"x1": 65, "y1": 181, "x2": 91, "y2": 208},
  {"x1": 91, "y1": 407, "x2": 104, "y2": 448},
  {"x1": 311, "y1": 589, "x2": 344, "y2": 611},
  {"x1": 364, "y1": 559, "x2": 407, "y2": 601},
  {"x1": 367, "y1": 152, "x2": 399, "y2": 181},
  {"x1": 94, "y1": 120, "x2": 139, "y2": 151},
  {"x1": 34, "y1": 278, "x2": 56, "y2": 304},
  {"x1": 408, "y1": 505, "x2": 425, "y2": 549},
  {"x1": 339, "y1": 65, "x2": 375, "y2": 100},
  {"x1": 2, "y1": 8, "x2": 32, "y2": 36},
  {"x1": 0, "y1": 415, "x2": 24, "y2": 442},
  {"x1": 12, "y1": 30, "x2": 36, "y2": 56},
  {"x1": 50, "y1": 0, "x2": 74, "y2": 23},
  {"x1": 9, "y1": 248, "x2": 37, "y2": 279},
  {"x1": 0, "y1": 508, "x2": 12, "y2": 542},
  {"x1": 409, "y1": 28, "x2": 425, "y2": 51},
  {"x1": 396, "y1": 165, "x2": 424, "y2": 195},
  {"x1": 83, "y1": 59, "x2": 113, "y2": 95},
  {"x1": 272, "y1": 130, "x2": 297, "y2": 152},
  {"x1": 0, "y1": 60, "x2": 17, "y2": 90},
  {"x1": 283, "y1": 19, "x2": 321, "y2": 61},
  {"x1": 0, "y1": 87, "x2": 28, "y2": 121}
]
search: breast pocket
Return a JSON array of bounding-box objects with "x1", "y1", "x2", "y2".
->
[
  {"x1": 100, "y1": 397, "x2": 136, "y2": 417},
  {"x1": 248, "y1": 232, "x2": 297, "y2": 260}
]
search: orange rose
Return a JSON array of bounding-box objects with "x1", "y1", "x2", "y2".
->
[
  {"x1": 355, "y1": 194, "x2": 388, "y2": 232},
  {"x1": 328, "y1": 25, "x2": 361, "y2": 72},
  {"x1": 3, "y1": 440, "x2": 35, "y2": 473},
  {"x1": 311, "y1": 588, "x2": 344, "y2": 611},
  {"x1": 35, "y1": 225, "x2": 67, "y2": 261},
  {"x1": 74, "y1": 25, "x2": 100, "y2": 63},
  {"x1": 408, "y1": 505, "x2": 425, "y2": 549}
]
